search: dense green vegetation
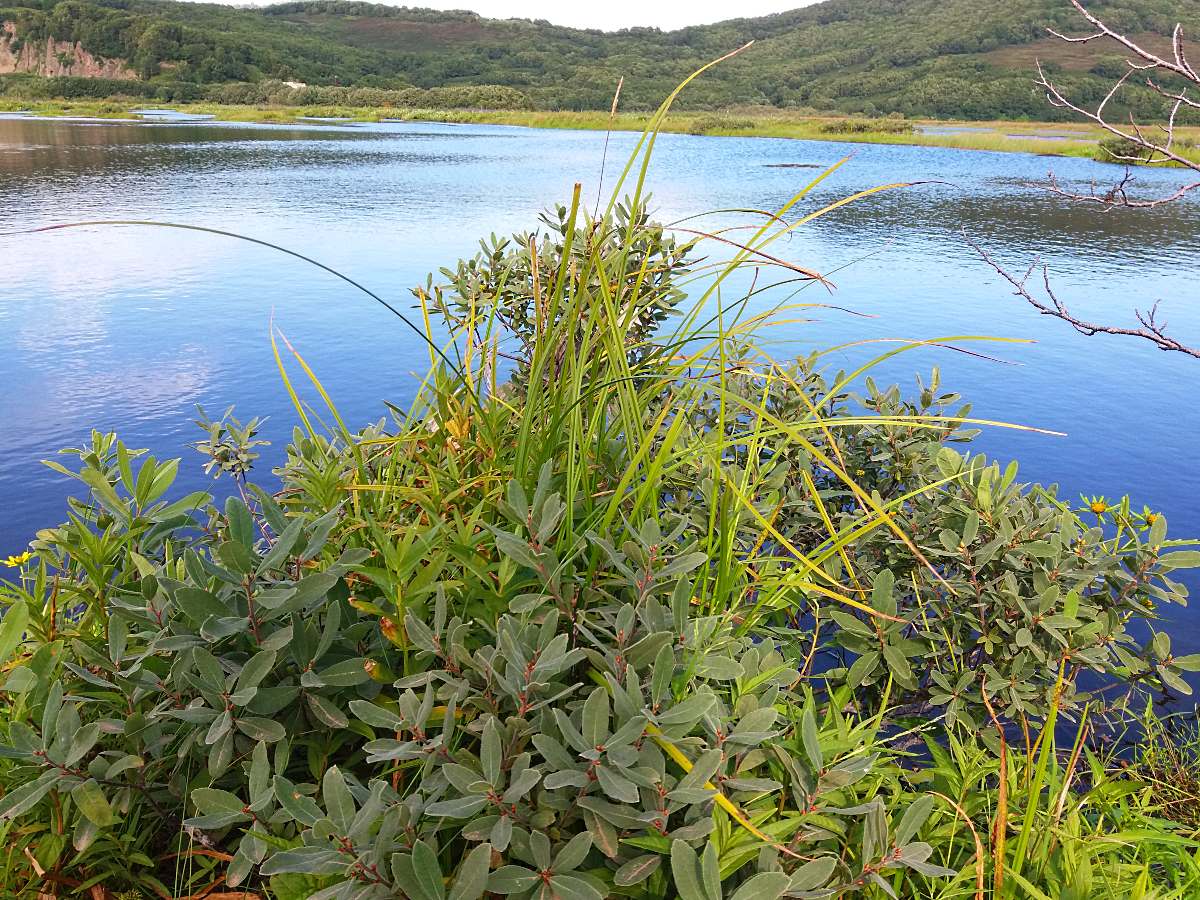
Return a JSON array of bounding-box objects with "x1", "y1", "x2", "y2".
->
[
  {"x1": 1, "y1": 0, "x2": 1197, "y2": 117},
  {"x1": 3, "y1": 77, "x2": 1200, "y2": 898}
]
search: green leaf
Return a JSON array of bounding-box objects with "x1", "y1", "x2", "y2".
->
[
  {"x1": 614, "y1": 854, "x2": 661, "y2": 886},
  {"x1": 191, "y1": 787, "x2": 247, "y2": 816},
  {"x1": 871, "y1": 569, "x2": 896, "y2": 617},
  {"x1": 315, "y1": 657, "x2": 370, "y2": 687},
  {"x1": 669, "y1": 841, "x2": 708, "y2": 900},
  {"x1": 481, "y1": 716, "x2": 502, "y2": 786},
  {"x1": 237, "y1": 650, "x2": 277, "y2": 693},
  {"x1": 729, "y1": 873, "x2": 790, "y2": 900},
  {"x1": 895, "y1": 794, "x2": 935, "y2": 845},
  {"x1": 249, "y1": 741, "x2": 271, "y2": 802},
  {"x1": 801, "y1": 706, "x2": 822, "y2": 771},
  {"x1": 596, "y1": 764, "x2": 640, "y2": 803},
  {"x1": 488, "y1": 865, "x2": 538, "y2": 895},
  {"x1": 426, "y1": 796, "x2": 489, "y2": 818},
  {"x1": 225, "y1": 495, "x2": 255, "y2": 546},
  {"x1": 1161, "y1": 551, "x2": 1200, "y2": 571},
  {"x1": 237, "y1": 717, "x2": 287, "y2": 742},
  {"x1": 501, "y1": 766, "x2": 540, "y2": 803},
  {"x1": 175, "y1": 588, "x2": 229, "y2": 625},
  {"x1": 656, "y1": 692, "x2": 716, "y2": 728},
  {"x1": 1, "y1": 666, "x2": 36, "y2": 693},
  {"x1": 260, "y1": 846, "x2": 347, "y2": 876},
  {"x1": 411, "y1": 840, "x2": 446, "y2": 900},
  {"x1": 65, "y1": 723, "x2": 100, "y2": 767},
  {"x1": 493, "y1": 532, "x2": 540, "y2": 570},
  {"x1": 699, "y1": 842, "x2": 721, "y2": 900},
  {"x1": 448, "y1": 842, "x2": 492, "y2": 900},
  {"x1": 306, "y1": 693, "x2": 350, "y2": 729},
  {"x1": 553, "y1": 832, "x2": 592, "y2": 873},
  {"x1": 0, "y1": 771, "x2": 60, "y2": 820},
  {"x1": 582, "y1": 686, "x2": 609, "y2": 749},
  {"x1": 273, "y1": 776, "x2": 323, "y2": 826},
  {"x1": 259, "y1": 518, "x2": 306, "y2": 574},
  {"x1": 71, "y1": 778, "x2": 115, "y2": 827},
  {"x1": 548, "y1": 874, "x2": 604, "y2": 900},
  {"x1": 217, "y1": 540, "x2": 256, "y2": 575},
  {"x1": 787, "y1": 857, "x2": 838, "y2": 892},
  {"x1": 321, "y1": 766, "x2": 355, "y2": 831},
  {"x1": 847, "y1": 651, "x2": 880, "y2": 688},
  {"x1": 0, "y1": 601, "x2": 30, "y2": 663}
]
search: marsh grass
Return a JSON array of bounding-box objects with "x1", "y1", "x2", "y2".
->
[{"x1": 1117, "y1": 707, "x2": 1200, "y2": 837}]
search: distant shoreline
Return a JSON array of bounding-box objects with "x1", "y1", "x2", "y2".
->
[{"x1": 3, "y1": 100, "x2": 1198, "y2": 165}]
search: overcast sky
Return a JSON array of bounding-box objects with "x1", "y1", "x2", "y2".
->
[{"x1": 228, "y1": 1, "x2": 812, "y2": 31}]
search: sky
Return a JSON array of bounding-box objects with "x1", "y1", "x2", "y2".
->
[{"x1": 225, "y1": 0, "x2": 812, "y2": 31}]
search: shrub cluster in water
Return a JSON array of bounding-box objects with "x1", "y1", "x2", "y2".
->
[{"x1": 1, "y1": 191, "x2": 1197, "y2": 898}]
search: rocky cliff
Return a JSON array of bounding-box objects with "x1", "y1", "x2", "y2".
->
[{"x1": 0, "y1": 22, "x2": 135, "y2": 79}]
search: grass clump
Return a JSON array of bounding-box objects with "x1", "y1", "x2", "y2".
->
[
  {"x1": 2, "y1": 64, "x2": 1200, "y2": 899},
  {"x1": 819, "y1": 117, "x2": 914, "y2": 135},
  {"x1": 685, "y1": 114, "x2": 757, "y2": 135}
]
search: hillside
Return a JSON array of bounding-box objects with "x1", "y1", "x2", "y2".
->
[{"x1": 0, "y1": 0, "x2": 1196, "y2": 118}]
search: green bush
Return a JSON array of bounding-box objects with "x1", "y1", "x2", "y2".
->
[
  {"x1": 685, "y1": 114, "x2": 756, "y2": 135},
  {"x1": 818, "y1": 118, "x2": 914, "y2": 135},
  {"x1": 1096, "y1": 135, "x2": 1159, "y2": 165}
]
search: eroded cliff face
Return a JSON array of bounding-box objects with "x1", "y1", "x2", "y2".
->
[{"x1": 0, "y1": 22, "x2": 135, "y2": 79}]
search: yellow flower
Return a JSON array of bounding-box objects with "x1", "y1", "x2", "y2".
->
[
  {"x1": 1089, "y1": 500, "x2": 1109, "y2": 515},
  {"x1": 3, "y1": 551, "x2": 33, "y2": 568},
  {"x1": 1145, "y1": 513, "x2": 1159, "y2": 526}
]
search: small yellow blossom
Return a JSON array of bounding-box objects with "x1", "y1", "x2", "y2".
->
[
  {"x1": 3, "y1": 551, "x2": 33, "y2": 568},
  {"x1": 1145, "y1": 513, "x2": 1159, "y2": 526},
  {"x1": 1090, "y1": 500, "x2": 1109, "y2": 515}
]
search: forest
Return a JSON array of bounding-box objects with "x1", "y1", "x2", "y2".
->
[{"x1": 0, "y1": 0, "x2": 1195, "y2": 117}]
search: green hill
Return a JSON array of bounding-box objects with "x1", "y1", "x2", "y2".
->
[{"x1": 1, "y1": 0, "x2": 1195, "y2": 118}]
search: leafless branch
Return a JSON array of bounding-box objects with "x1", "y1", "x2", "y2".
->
[
  {"x1": 1044, "y1": 168, "x2": 1200, "y2": 208},
  {"x1": 966, "y1": 233, "x2": 1200, "y2": 360},
  {"x1": 1036, "y1": 0, "x2": 1200, "y2": 209},
  {"x1": 979, "y1": 3, "x2": 1200, "y2": 360}
]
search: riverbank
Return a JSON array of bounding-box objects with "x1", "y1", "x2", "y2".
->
[{"x1": 6, "y1": 97, "x2": 1200, "y2": 163}]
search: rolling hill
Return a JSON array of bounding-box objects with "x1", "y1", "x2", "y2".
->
[{"x1": 0, "y1": 0, "x2": 1195, "y2": 118}]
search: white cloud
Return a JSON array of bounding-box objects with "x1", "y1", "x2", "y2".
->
[{"x1": 216, "y1": 0, "x2": 812, "y2": 31}]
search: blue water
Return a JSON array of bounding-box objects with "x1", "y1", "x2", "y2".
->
[{"x1": 1, "y1": 115, "x2": 1198, "y2": 644}]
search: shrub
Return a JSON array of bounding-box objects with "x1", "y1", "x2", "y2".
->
[
  {"x1": 1097, "y1": 135, "x2": 1158, "y2": 164},
  {"x1": 818, "y1": 118, "x2": 914, "y2": 135},
  {"x1": 685, "y1": 114, "x2": 756, "y2": 135}
]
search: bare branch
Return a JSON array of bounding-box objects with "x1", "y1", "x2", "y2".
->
[
  {"x1": 1035, "y1": 2, "x2": 1200, "y2": 209},
  {"x1": 1042, "y1": 167, "x2": 1200, "y2": 209},
  {"x1": 966, "y1": 233, "x2": 1200, "y2": 360},
  {"x1": 1062, "y1": 0, "x2": 1194, "y2": 80},
  {"x1": 982, "y1": 4, "x2": 1200, "y2": 359}
]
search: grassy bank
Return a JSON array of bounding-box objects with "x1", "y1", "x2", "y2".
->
[{"x1": 6, "y1": 96, "x2": 1200, "y2": 163}]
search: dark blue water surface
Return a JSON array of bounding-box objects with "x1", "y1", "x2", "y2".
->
[{"x1": 1, "y1": 115, "x2": 1198, "y2": 642}]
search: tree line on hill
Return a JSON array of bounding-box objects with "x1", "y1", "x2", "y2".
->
[{"x1": 0, "y1": 0, "x2": 1195, "y2": 118}]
